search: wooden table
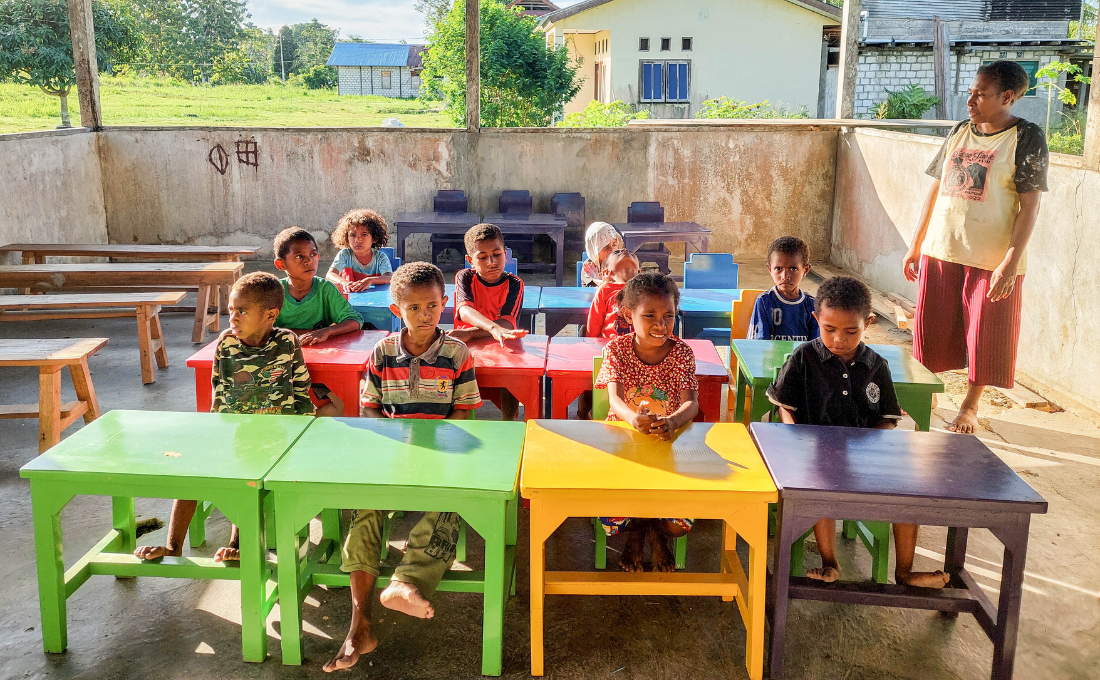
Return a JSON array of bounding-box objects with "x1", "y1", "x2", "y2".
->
[
  {"x1": 19, "y1": 410, "x2": 315, "y2": 661},
  {"x1": 186, "y1": 330, "x2": 389, "y2": 417},
  {"x1": 467, "y1": 334, "x2": 549, "y2": 421},
  {"x1": 521, "y1": 420, "x2": 777, "y2": 678},
  {"x1": 678, "y1": 288, "x2": 743, "y2": 339},
  {"x1": 613, "y1": 221, "x2": 711, "y2": 279},
  {"x1": 482, "y1": 213, "x2": 568, "y2": 286},
  {"x1": 0, "y1": 338, "x2": 107, "y2": 452},
  {"x1": 0, "y1": 292, "x2": 185, "y2": 385},
  {"x1": 544, "y1": 337, "x2": 729, "y2": 420},
  {"x1": 537, "y1": 287, "x2": 596, "y2": 337},
  {"x1": 392, "y1": 211, "x2": 482, "y2": 262},
  {"x1": 267, "y1": 417, "x2": 526, "y2": 675},
  {"x1": 752, "y1": 423, "x2": 1048, "y2": 680},
  {"x1": 731, "y1": 339, "x2": 945, "y2": 431},
  {"x1": 348, "y1": 284, "x2": 542, "y2": 333},
  {"x1": 0, "y1": 262, "x2": 245, "y2": 343}
]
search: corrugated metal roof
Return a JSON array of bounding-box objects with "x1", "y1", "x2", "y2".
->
[
  {"x1": 864, "y1": 0, "x2": 989, "y2": 21},
  {"x1": 327, "y1": 43, "x2": 423, "y2": 67},
  {"x1": 538, "y1": 0, "x2": 840, "y2": 26},
  {"x1": 990, "y1": 0, "x2": 1081, "y2": 21}
]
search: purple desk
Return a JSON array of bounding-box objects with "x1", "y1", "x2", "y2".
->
[
  {"x1": 751, "y1": 423, "x2": 1047, "y2": 680},
  {"x1": 482, "y1": 213, "x2": 567, "y2": 286},
  {"x1": 613, "y1": 221, "x2": 711, "y2": 279},
  {"x1": 393, "y1": 211, "x2": 481, "y2": 262}
]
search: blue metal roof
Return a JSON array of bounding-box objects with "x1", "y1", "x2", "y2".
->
[{"x1": 327, "y1": 43, "x2": 416, "y2": 67}]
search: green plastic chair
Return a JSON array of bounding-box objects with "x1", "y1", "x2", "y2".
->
[
  {"x1": 591, "y1": 356, "x2": 687, "y2": 570},
  {"x1": 764, "y1": 355, "x2": 892, "y2": 583}
]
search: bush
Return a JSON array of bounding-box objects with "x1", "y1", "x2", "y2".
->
[
  {"x1": 557, "y1": 100, "x2": 649, "y2": 127},
  {"x1": 696, "y1": 96, "x2": 808, "y2": 119},
  {"x1": 301, "y1": 65, "x2": 336, "y2": 90},
  {"x1": 1048, "y1": 132, "x2": 1083, "y2": 155},
  {"x1": 873, "y1": 83, "x2": 941, "y2": 119}
]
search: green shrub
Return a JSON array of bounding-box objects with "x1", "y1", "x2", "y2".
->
[
  {"x1": 301, "y1": 65, "x2": 336, "y2": 90},
  {"x1": 557, "y1": 99, "x2": 649, "y2": 127},
  {"x1": 873, "y1": 84, "x2": 941, "y2": 119},
  {"x1": 696, "y1": 97, "x2": 808, "y2": 119},
  {"x1": 1048, "y1": 132, "x2": 1084, "y2": 155}
]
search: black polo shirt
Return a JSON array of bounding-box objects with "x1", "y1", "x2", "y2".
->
[{"x1": 766, "y1": 338, "x2": 902, "y2": 428}]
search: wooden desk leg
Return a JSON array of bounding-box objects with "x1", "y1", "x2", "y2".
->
[
  {"x1": 275, "y1": 492, "x2": 306, "y2": 665},
  {"x1": 31, "y1": 484, "x2": 68, "y2": 653},
  {"x1": 112, "y1": 496, "x2": 136, "y2": 555},
  {"x1": 38, "y1": 366, "x2": 62, "y2": 453},
  {"x1": 529, "y1": 500, "x2": 549, "y2": 676},
  {"x1": 136, "y1": 305, "x2": 157, "y2": 384},
  {"x1": 231, "y1": 490, "x2": 268, "y2": 662},
  {"x1": 469, "y1": 502, "x2": 508, "y2": 676},
  {"x1": 743, "y1": 508, "x2": 768, "y2": 680},
  {"x1": 990, "y1": 517, "x2": 1031, "y2": 680},
  {"x1": 897, "y1": 388, "x2": 934, "y2": 432},
  {"x1": 697, "y1": 385, "x2": 722, "y2": 423},
  {"x1": 193, "y1": 285, "x2": 213, "y2": 343},
  {"x1": 150, "y1": 307, "x2": 169, "y2": 369},
  {"x1": 70, "y1": 358, "x2": 101, "y2": 422},
  {"x1": 768, "y1": 503, "x2": 815, "y2": 680}
]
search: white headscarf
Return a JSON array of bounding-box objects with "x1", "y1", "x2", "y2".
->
[{"x1": 584, "y1": 221, "x2": 622, "y2": 267}]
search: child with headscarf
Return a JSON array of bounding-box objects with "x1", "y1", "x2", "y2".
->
[{"x1": 581, "y1": 221, "x2": 624, "y2": 287}]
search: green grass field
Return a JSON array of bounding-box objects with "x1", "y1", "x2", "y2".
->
[{"x1": 0, "y1": 77, "x2": 453, "y2": 133}]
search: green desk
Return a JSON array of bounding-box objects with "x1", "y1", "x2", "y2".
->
[
  {"x1": 266, "y1": 417, "x2": 526, "y2": 676},
  {"x1": 19, "y1": 409, "x2": 315, "y2": 662},
  {"x1": 731, "y1": 340, "x2": 944, "y2": 432}
]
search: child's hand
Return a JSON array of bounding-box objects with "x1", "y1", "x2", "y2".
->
[
  {"x1": 631, "y1": 405, "x2": 658, "y2": 436},
  {"x1": 346, "y1": 279, "x2": 373, "y2": 293},
  {"x1": 489, "y1": 324, "x2": 528, "y2": 347},
  {"x1": 649, "y1": 415, "x2": 675, "y2": 441},
  {"x1": 299, "y1": 327, "x2": 333, "y2": 346}
]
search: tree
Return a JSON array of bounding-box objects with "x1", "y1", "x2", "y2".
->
[
  {"x1": 696, "y1": 96, "x2": 809, "y2": 119},
  {"x1": 128, "y1": 0, "x2": 250, "y2": 81},
  {"x1": 275, "y1": 25, "x2": 297, "y2": 80},
  {"x1": 557, "y1": 100, "x2": 649, "y2": 127},
  {"x1": 0, "y1": 0, "x2": 139, "y2": 126},
  {"x1": 419, "y1": 0, "x2": 579, "y2": 127},
  {"x1": 291, "y1": 19, "x2": 337, "y2": 73},
  {"x1": 415, "y1": 0, "x2": 452, "y2": 35}
]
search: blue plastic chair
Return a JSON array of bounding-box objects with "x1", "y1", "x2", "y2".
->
[
  {"x1": 379, "y1": 247, "x2": 401, "y2": 270},
  {"x1": 465, "y1": 248, "x2": 517, "y2": 275},
  {"x1": 575, "y1": 260, "x2": 585, "y2": 287},
  {"x1": 684, "y1": 253, "x2": 737, "y2": 290}
]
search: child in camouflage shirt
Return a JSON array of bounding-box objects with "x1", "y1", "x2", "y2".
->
[{"x1": 134, "y1": 272, "x2": 313, "y2": 563}]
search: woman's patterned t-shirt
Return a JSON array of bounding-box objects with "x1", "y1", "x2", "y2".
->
[{"x1": 594, "y1": 334, "x2": 698, "y2": 421}]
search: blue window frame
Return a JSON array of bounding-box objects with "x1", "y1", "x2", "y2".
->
[
  {"x1": 666, "y1": 61, "x2": 689, "y2": 101},
  {"x1": 639, "y1": 60, "x2": 690, "y2": 103},
  {"x1": 641, "y1": 61, "x2": 663, "y2": 102}
]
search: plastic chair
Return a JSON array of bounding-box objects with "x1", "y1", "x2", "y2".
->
[
  {"x1": 575, "y1": 260, "x2": 585, "y2": 287},
  {"x1": 626, "y1": 202, "x2": 671, "y2": 274},
  {"x1": 683, "y1": 253, "x2": 738, "y2": 290},
  {"x1": 379, "y1": 246, "x2": 401, "y2": 270},
  {"x1": 499, "y1": 190, "x2": 533, "y2": 215},
  {"x1": 464, "y1": 248, "x2": 517, "y2": 275},
  {"x1": 590, "y1": 356, "x2": 687, "y2": 570},
  {"x1": 433, "y1": 189, "x2": 468, "y2": 213},
  {"x1": 552, "y1": 192, "x2": 587, "y2": 253}
]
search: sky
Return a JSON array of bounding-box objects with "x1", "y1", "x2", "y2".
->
[{"x1": 245, "y1": 0, "x2": 585, "y2": 44}]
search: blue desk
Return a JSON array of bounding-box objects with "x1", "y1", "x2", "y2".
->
[
  {"x1": 678, "y1": 288, "x2": 742, "y2": 339},
  {"x1": 350, "y1": 285, "x2": 541, "y2": 332},
  {"x1": 538, "y1": 287, "x2": 596, "y2": 336}
]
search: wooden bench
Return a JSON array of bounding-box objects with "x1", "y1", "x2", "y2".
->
[
  {"x1": 0, "y1": 262, "x2": 244, "y2": 343},
  {"x1": 0, "y1": 293, "x2": 187, "y2": 384},
  {"x1": 0, "y1": 338, "x2": 107, "y2": 452}
]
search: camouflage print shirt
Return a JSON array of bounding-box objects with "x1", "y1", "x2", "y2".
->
[{"x1": 211, "y1": 328, "x2": 315, "y2": 416}]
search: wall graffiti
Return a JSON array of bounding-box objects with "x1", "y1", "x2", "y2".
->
[
  {"x1": 235, "y1": 138, "x2": 259, "y2": 167},
  {"x1": 207, "y1": 143, "x2": 230, "y2": 174},
  {"x1": 207, "y1": 138, "x2": 260, "y2": 173}
]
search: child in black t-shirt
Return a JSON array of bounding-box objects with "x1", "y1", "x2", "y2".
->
[{"x1": 767, "y1": 276, "x2": 950, "y2": 589}]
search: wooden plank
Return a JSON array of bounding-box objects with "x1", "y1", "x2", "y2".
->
[
  {"x1": 932, "y1": 16, "x2": 950, "y2": 120},
  {"x1": 67, "y1": 0, "x2": 101, "y2": 129},
  {"x1": 0, "y1": 338, "x2": 109, "y2": 366},
  {"x1": 1000, "y1": 384, "x2": 1052, "y2": 411},
  {"x1": 543, "y1": 570, "x2": 741, "y2": 597},
  {"x1": 0, "y1": 262, "x2": 243, "y2": 289},
  {"x1": 0, "y1": 400, "x2": 80, "y2": 419},
  {"x1": 1085, "y1": 11, "x2": 1100, "y2": 172},
  {"x1": 465, "y1": 0, "x2": 480, "y2": 131},
  {"x1": 894, "y1": 305, "x2": 911, "y2": 331},
  {"x1": 0, "y1": 244, "x2": 259, "y2": 258},
  {"x1": 834, "y1": 0, "x2": 862, "y2": 119},
  {"x1": 0, "y1": 310, "x2": 134, "y2": 321},
  {"x1": 788, "y1": 576, "x2": 983, "y2": 612},
  {"x1": 0, "y1": 292, "x2": 187, "y2": 309}
]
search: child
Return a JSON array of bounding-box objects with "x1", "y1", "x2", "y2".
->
[
  {"x1": 449, "y1": 223, "x2": 527, "y2": 420},
  {"x1": 594, "y1": 273, "x2": 699, "y2": 573},
  {"x1": 584, "y1": 248, "x2": 639, "y2": 339},
  {"x1": 581, "y1": 221, "x2": 625, "y2": 287},
  {"x1": 134, "y1": 272, "x2": 313, "y2": 564},
  {"x1": 749, "y1": 236, "x2": 819, "y2": 342},
  {"x1": 325, "y1": 262, "x2": 481, "y2": 673},
  {"x1": 325, "y1": 208, "x2": 393, "y2": 293},
  {"x1": 274, "y1": 226, "x2": 366, "y2": 416},
  {"x1": 766, "y1": 276, "x2": 949, "y2": 588}
]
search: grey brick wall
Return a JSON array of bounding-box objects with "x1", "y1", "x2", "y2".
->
[{"x1": 337, "y1": 66, "x2": 420, "y2": 98}]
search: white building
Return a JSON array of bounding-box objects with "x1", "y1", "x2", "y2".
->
[{"x1": 327, "y1": 43, "x2": 425, "y2": 98}]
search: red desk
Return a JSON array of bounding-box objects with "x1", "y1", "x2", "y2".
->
[
  {"x1": 467, "y1": 334, "x2": 549, "y2": 421},
  {"x1": 186, "y1": 330, "x2": 390, "y2": 417},
  {"x1": 545, "y1": 337, "x2": 729, "y2": 421}
]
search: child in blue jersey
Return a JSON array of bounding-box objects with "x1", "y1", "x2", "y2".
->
[{"x1": 749, "y1": 236, "x2": 819, "y2": 342}]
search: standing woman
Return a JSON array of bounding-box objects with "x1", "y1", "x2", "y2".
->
[{"x1": 902, "y1": 60, "x2": 1048, "y2": 434}]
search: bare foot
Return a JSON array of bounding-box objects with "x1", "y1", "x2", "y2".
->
[
  {"x1": 214, "y1": 546, "x2": 240, "y2": 562},
  {"x1": 379, "y1": 581, "x2": 435, "y2": 619},
  {"x1": 323, "y1": 618, "x2": 378, "y2": 672},
  {"x1": 806, "y1": 562, "x2": 840, "y2": 583},
  {"x1": 898, "y1": 570, "x2": 950, "y2": 589},
  {"x1": 648, "y1": 524, "x2": 676, "y2": 573},
  {"x1": 949, "y1": 408, "x2": 979, "y2": 434},
  {"x1": 619, "y1": 521, "x2": 648, "y2": 573},
  {"x1": 931, "y1": 393, "x2": 939, "y2": 409},
  {"x1": 133, "y1": 545, "x2": 180, "y2": 560}
]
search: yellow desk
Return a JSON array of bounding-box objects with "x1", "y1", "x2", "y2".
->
[{"x1": 521, "y1": 420, "x2": 777, "y2": 679}]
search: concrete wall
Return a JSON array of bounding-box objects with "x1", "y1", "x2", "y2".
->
[
  {"x1": 0, "y1": 129, "x2": 107, "y2": 264},
  {"x1": 96, "y1": 125, "x2": 838, "y2": 260},
  {"x1": 832, "y1": 126, "x2": 1100, "y2": 408}
]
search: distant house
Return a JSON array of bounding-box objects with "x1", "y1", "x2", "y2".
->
[
  {"x1": 537, "y1": 0, "x2": 841, "y2": 118},
  {"x1": 508, "y1": 0, "x2": 560, "y2": 17},
  {"x1": 327, "y1": 43, "x2": 426, "y2": 98},
  {"x1": 838, "y1": 0, "x2": 1094, "y2": 120}
]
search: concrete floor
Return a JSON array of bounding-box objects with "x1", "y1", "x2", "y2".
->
[{"x1": 1, "y1": 260, "x2": 1098, "y2": 679}]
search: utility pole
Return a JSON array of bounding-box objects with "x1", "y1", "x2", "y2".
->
[{"x1": 279, "y1": 32, "x2": 286, "y2": 82}]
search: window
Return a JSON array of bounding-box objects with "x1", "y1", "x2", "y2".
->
[
  {"x1": 982, "y1": 59, "x2": 1039, "y2": 97},
  {"x1": 639, "y1": 37, "x2": 649, "y2": 51},
  {"x1": 382, "y1": 70, "x2": 392, "y2": 89},
  {"x1": 639, "y1": 60, "x2": 690, "y2": 103},
  {"x1": 661, "y1": 38, "x2": 671, "y2": 51},
  {"x1": 682, "y1": 37, "x2": 693, "y2": 51}
]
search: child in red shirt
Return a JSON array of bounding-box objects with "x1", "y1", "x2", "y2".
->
[{"x1": 585, "y1": 248, "x2": 639, "y2": 339}]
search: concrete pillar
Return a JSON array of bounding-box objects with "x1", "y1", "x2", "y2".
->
[
  {"x1": 933, "y1": 16, "x2": 950, "y2": 119},
  {"x1": 67, "y1": 0, "x2": 101, "y2": 129},
  {"x1": 1084, "y1": 12, "x2": 1100, "y2": 171},
  {"x1": 834, "y1": 0, "x2": 861, "y2": 119},
  {"x1": 465, "y1": 0, "x2": 480, "y2": 130},
  {"x1": 817, "y1": 36, "x2": 829, "y2": 119}
]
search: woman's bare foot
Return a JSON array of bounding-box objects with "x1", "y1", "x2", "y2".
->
[
  {"x1": 133, "y1": 545, "x2": 180, "y2": 560},
  {"x1": 898, "y1": 570, "x2": 950, "y2": 588},
  {"x1": 806, "y1": 561, "x2": 840, "y2": 583},
  {"x1": 619, "y1": 521, "x2": 648, "y2": 573},
  {"x1": 323, "y1": 618, "x2": 378, "y2": 672},
  {"x1": 379, "y1": 581, "x2": 434, "y2": 619},
  {"x1": 648, "y1": 524, "x2": 676, "y2": 573},
  {"x1": 214, "y1": 546, "x2": 240, "y2": 562},
  {"x1": 931, "y1": 393, "x2": 939, "y2": 409},
  {"x1": 949, "y1": 408, "x2": 980, "y2": 434}
]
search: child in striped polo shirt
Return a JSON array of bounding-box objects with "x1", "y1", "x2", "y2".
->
[{"x1": 325, "y1": 262, "x2": 481, "y2": 673}]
